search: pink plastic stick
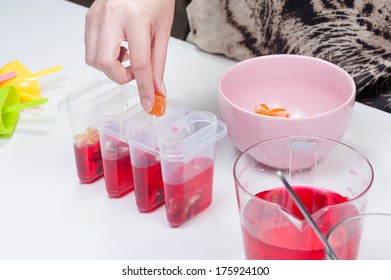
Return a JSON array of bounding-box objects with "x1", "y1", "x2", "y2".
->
[{"x1": 0, "y1": 72, "x2": 16, "y2": 83}]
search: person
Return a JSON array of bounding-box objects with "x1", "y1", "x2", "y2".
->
[
  {"x1": 85, "y1": 0, "x2": 391, "y2": 113},
  {"x1": 84, "y1": 0, "x2": 175, "y2": 113}
]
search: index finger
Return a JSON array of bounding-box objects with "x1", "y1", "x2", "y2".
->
[{"x1": 125, "y1": 25, "x2": 155, "y2": 112}]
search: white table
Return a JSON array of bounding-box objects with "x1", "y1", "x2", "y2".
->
[{"x1": 1, "y1": 0, "x2": 391, "y2": 260}]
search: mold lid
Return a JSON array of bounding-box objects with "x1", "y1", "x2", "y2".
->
[
  {"x1": 126, "y1": 99, "x2": 186, "y2": 157},
  {"x1": 158, "y1": 111, "x2": 227, "y2": 161},
  {"x1": 57, "y1": 76, "x2": 129, "y2": 126},
  {"x1": 96, "y1": 84, "x2": 140, "y2": 142}
]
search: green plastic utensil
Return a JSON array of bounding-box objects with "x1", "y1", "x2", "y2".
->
[
  {"x1": 2, "y1": 96, "x2": 48, "y2": 114},
  {"x1": 0, "y1": 86, "x2": 48, "y2": 137},
  {"x1": 0, "y1": 86, "x2": 20, "y2": 136}
]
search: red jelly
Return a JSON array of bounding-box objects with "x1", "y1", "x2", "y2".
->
[
  {"x1": 102, "y1": 140, "x2": 134, "y2": 198},
  {"x1": 241, "y1": 186, "x2": 359, "y2": 260},
  {"x1": 73, "y1": 141, "x2": 103, "y2": 184},
  {"x1": 73, "y1": 127, "x2": 103, "y2": 184},
  {"x1": 132, "y1": 152, "x2": 165, "y2": 213},
  {"x1": 164, "y1": 157, "x2": 214, "y2": 227}
]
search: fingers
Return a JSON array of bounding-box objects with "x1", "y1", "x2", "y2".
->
[
  {"x1": 125, "y1": 24, "x2": 155, "y2": 112},
  {"x1": 96, "y1": 18, "x2": 134, "y2": 84},
  {"x1": 84, "y1": 1, "x2": 134, "y2": 84},
  {"x1": 84, "y1": 5, "x2": 100, "y2": 68},
  {"x1": 151, "y1": 28, "x2": 170, "y2": 96},
  {"x1": 150, "y1": 0, "x2": 175, "y2": 96},
  {"x1": 84, "y1": 0, "x2": 174, "y2": 113}
]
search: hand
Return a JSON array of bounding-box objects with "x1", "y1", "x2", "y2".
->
[{"x1": 84, "y1": 0, "x2": 175, "y2": 112}]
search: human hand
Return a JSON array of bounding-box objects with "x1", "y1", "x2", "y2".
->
[{"x1": 84, "y1": 0, "x2": 175, "y2": 112}]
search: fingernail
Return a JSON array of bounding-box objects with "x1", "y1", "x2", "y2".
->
[{"x1": 141, "y1": 97, "x2": 153, "y2": 112}]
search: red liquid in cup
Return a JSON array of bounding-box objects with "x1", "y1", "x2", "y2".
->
[
  {"x1": 164, "y1": 157, "x2": 214, "y2": 227},
  {"x1": 328, "y1": 221, "x2": 362, "y2": 260},
  {"x1": 132, "y1": 153, "x2": 165, "y2": 213},
  {"x1": 241, "y1": 186, "x2": 360, "y2": 259},
  {"x1": 73, "y1": 141, "x2": 103, "y2": 184},
  {"x1": 102, "y1": 141, "x2": 134, "y2": 198}
]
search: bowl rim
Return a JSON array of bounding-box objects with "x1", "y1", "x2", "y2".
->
[{"x1": 218, "y1": 54, "x2": 356, "y2": 121}]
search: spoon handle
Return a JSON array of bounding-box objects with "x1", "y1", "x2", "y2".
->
[{"x1": 277, "y1": 171, "x2": 339, "y2": 260}]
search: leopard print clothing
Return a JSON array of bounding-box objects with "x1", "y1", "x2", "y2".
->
[{"x1": 187, "y1": 0, "x2": 391, "y2": 112}]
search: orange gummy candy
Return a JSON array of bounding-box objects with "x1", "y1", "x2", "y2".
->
[
  {"x1": 149, "y1": 92, "x2": 166, "y2": 117},
  {"x1": 255, "y1": 103, "x2": 289, "y2": 118}
]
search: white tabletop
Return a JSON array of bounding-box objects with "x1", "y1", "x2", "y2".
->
[{"x1": 1, "y1": 0, "x2": 391, "y2": 260}]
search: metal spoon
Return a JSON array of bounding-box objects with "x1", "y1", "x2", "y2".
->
[{"x1": 276, "y1": 170, "x2": 339, "y2": 260}]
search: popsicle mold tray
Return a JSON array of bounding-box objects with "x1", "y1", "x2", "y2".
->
[
  {"x1": 58, "y1": 77, "x2": 134, "y2": 184},
  {"x1": 58, "y1": 77, "x2": 227, "y2": 227}
]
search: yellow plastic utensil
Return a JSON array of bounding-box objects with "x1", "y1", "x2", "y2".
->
[
  {"x1": 0, "y1": 86, "x2": 48, "y2": 137},
  {"x1": 0, "y1": 60, "x2": 61, "y2": 103}
]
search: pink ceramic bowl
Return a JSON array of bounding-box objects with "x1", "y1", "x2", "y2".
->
[{"x1": 218, "y1": 54, "x2": 356, "y2": 152}]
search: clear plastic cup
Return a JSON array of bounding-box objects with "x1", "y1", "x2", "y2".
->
[
  {"x1": 126, "y1": 99, "x2": 186, "y2": 213},
  {"x1": 158, "y1": 111, "x2": 227, "y2": 227},
  {"x1": 58, "y1": 77, "x2": 126, "y2": 184},
  {"x1": 234, "y1": 136, "x2": 374, "y2": 259},
  {"x1": 96, "y1": 84, "x2": 140, "y2": 198},
  {"x1": 327, "y1": 213, "x2": 391, "y2": 260}
]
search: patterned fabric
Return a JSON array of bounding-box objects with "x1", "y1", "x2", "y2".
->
[{"x1": 186, "y1": 0, "x2": 391, "y2": 112}]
